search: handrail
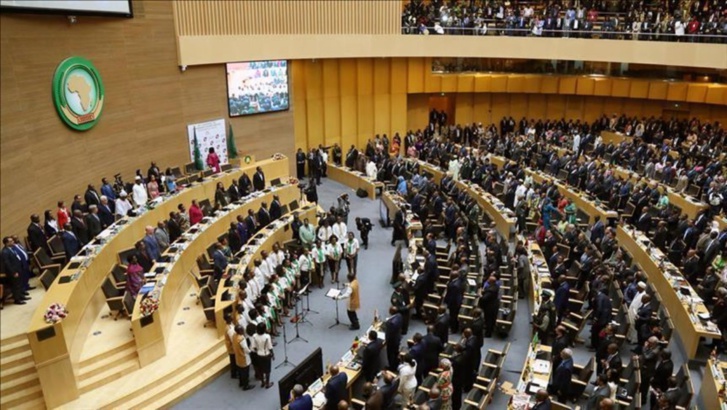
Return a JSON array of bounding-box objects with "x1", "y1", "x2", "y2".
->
[{"x1": 401, "y1": 26, "x2": 727, "y2": 43}]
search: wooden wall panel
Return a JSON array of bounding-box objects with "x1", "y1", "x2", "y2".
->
[
  {"x1": 0, "y1": 0, "x2": 294, "y2": 237},
  {"x1": 373, "y1": 94, "x2": 391, "y2": 137},
  {"x1": 174, "y1": 0, "x2": 401, "y2": 36},
  {"x1": 407, "y1": 58, "x2": 424, "y2": 94},
  {"x1": 473, "y1": 93, "x2": 493, "y2": 125},
  {"x1": 340, "y1": 96, "x2": 357, "y2": 148},
  {"x1": 611, "y1": 79, "x2": 631, "y2": 97},
  {"x1": 527, "y1": 94, "x2": 547, "y2": 120},
  {"x1": 390, "y1": 93, "x2": 407, "y2": 137},
  {"x1": 390, "y1": 58, "x2": 408, "y2": 94},
  {"x1": 457, "y1": 75, "x2": 474, "y2": 93},
  {"x1": 592, "y1": 79, "x2": 612, "y2": 96},
  {"x1": 455, "y1": 93, "x2": 474, "y2": 125},
  {"x1": 407, "y1": 94, "x2": 428, "y2": 132},
  {"x1": 648, "y1": 82, "x2": 669, "y2": 100}
]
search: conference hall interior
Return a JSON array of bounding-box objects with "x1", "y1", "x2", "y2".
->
[{"x1": 1, "y1": 1, "x2": 727, "y2": 410}]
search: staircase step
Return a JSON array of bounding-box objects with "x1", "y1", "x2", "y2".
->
[
  {"x1": 0, "y1": 349, "x2": 33, "y2": 369},
  {"x1": 79, "y1": 340, "x2": 135, "y2": 370},
  {"x1": 78, "y1": 345, "x2": 138, "y2": 382},
  {"x1": 0, "y1": 339, "x2": 30, "y2": 357},
  {"x1": 0, "y1": 360, "x2": 36, "y2": 385},
  {"x1": 101, "y1": 341, "x2": 224, "y2": 410},
  {"x1": 0, "y1": 371, "x2": 39, "y2": 396},
  {"x1": 0, "y1": 382, "x2": 43, "y2": 408},
  {"x1": 0, "y1": 334, "x2": 27, "y2": 349},
  {"x1": 11, "y1": 396, "x2": 46, "y2": 410},
  {"x1": 147, "y1": 352, "x2": 228, "y2": 409},
  {"x1": 79, "y1": 359, "x2": 139, "y2": 395},
  {"x1": 122, "y1": 345, "x2": 226, "y2": 409}
]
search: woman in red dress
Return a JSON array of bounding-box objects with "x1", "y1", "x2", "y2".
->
[
  {"x1": 206, "y1": 147, "x2": 221, "y2": 174},
  {"x1": 57, "y1": 200, "x2": 70, "y2": 230},
  {"x1": 189, "y1": 200, "x2": 204, "y2": 226}
]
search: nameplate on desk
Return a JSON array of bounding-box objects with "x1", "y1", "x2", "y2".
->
[
  {"x1": 58, "y1": 276, "x2": 72, "y2": 284},
  {"x1": 36, "y1": 326, "x2": 56, "y2": 342}
]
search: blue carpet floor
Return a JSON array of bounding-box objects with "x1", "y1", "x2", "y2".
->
[{"x1": 174, "y1": 177, "x2": 700, "y2": 410}]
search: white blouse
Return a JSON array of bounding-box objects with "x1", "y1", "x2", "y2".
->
[{"x1": 250, "y1": 333, "x2": 273, "y2": 356}]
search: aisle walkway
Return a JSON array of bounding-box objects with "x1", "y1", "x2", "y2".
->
[{"x1": 175, "y1": 178, "x2": 537, "y2": 409}]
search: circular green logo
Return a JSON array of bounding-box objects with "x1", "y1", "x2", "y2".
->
[
  {"x1": 244, "y1": 155, "x2": 252, "y2": 164},
  {"x1": 52, "y1": 57, "x2": 104, "y2": 131}
]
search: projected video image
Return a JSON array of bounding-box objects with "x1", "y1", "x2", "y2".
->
[{"x1": 226, "y1": 60, "x2": 289, "y2": 116}]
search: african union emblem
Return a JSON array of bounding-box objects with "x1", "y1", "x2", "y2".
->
[{"x1": 52, "y1": 57, "x2": 105, "y2": 131}]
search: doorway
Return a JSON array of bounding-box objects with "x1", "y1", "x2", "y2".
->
[{"x1": 428, "y1": 94, "x2": 455, "y2": 125}]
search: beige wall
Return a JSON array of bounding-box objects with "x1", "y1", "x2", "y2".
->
[
  {"x1": 0, "y1": 0, "x2": 294, "y2": 237},
  {"x1": 176, "y1": 34, "x2": 727, "y2": 70}
]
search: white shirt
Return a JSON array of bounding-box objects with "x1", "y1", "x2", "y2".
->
[
  {"x1": 115, "y1": 198, "x2": 133, "y2": 217},
  {"x1": 298, "y1": 254, "x2": 313, "y2": 271},
  {"x1": 573, "y1": 134, "x2": 581, "y2": 152},
  {"x1": 366, "y1": 161, "x2": 378, "y2": 179},
  {"x1": 312, "y1": 245, "x2": 327, "y2": 264},
  {"x1": 327, "y1": 243, "x2": 342, "y2": 260},
  {"x1": 332, "y1": 222, "x2": 348, "y2": 241},
  {"x1": 246, "y1": 280, "x2": 260, "y2": 300},
  {"x1": 250, "y1": 333, "x2": 273, "y2": 356},
  {"x1": 344, "y1": 238, "x2": 359, "y2": 257},
  {"x1": 132, "y1": 183, "x2": 148, "y2": 207},
  {"x1": 398, "y1": 361, "x2": 418, "y2": 394},
  {"x1": 448, "y1": 159, "x2": 461, "y2": 181},
  {"x1": 317, "y1": 226, "x2": 332, "y2": 242},
  {"x1": 514, "y1": 184, "x2": 527, "y2": 207},
  {"x1": 262, "y1": 258, "x2": 275, "y2": 280},
  {"x1": 629, "y1": 290, "x2": 646, "y2": 317},
  {"x1": 675, "y1": 21, "x2": 685, "y2": 36}
]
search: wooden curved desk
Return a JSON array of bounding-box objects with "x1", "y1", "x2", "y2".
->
[
  {"x1": 25, "y1": 156, "x2": 289, "y2": 408},
  {"x1": 130, "y1": 183, "x2": 299, "y2": 367},
  {"x1": 327, "y1": 163, "x2": 383, "y2": 199},
  {"x1": 616, "y1": 226, "x2": 720, "y2": 358}
]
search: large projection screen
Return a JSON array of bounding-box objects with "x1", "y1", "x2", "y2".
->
[
  {"x1": 226, "y1": 60, "x2": 289, "y2": 117},
  {"x1": 0, "y1": 0, "x2": 133, "y2": 17}
]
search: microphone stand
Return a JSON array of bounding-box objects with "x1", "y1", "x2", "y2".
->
[
  {"x1": 275, "y1": 321, "x2": 295, "y2": 368},
  {"x1": 288, "y1": 288, "x2": 308, "y2": 344},
  {"x1": 328, "y1": 282, "x2": 347, "y2": 329}
]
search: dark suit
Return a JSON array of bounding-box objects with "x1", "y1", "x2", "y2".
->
[
  {"x1": 61, "y1": 231, "x2": 81, "y2": 259},
  {"x1": 71, "y1": 217, "x2": 89, "y2": 245},
  {"x1": 289, "y1": 395, "x2": 313, "y2": 410},
  {"x1": 98, "y1": 204, "x2": 115, "y2": 228},
  {"x1": 269, "y1": 200, "x2": 282, "y2": 220},
  {"x1": 245, "y1": 215, "x2": 258, "y2": 235},
  {"x1": 433, "y1": 312, "x2": 450, "y2": 345},
  {"x1": 212, "y1": 249, "x2": 228, "y2": 280},
  {"x1": 84, "y1": 189, "x2": 101, "y2": 208},
  {"x1": 637, "y1": 213, "x2": 652, "y2": 233},
  {"x1": 323, "y1": 372, "x2": 348, "y2": 410},
  {"x1": 253, "y1": 171, "x2": 265, "y2": 191},
  {"x1": 548, "y1": 357, "x2": 573, "y2": 402},
  {"x1": 384, "y1": 314, "x2": 403, "y2": 370},
  {"x1": 444, "y1": 277, "x2": 464, "y2": 333},
  {"x1": 479, "y1": 282, "x2": 500, "y2": 337},
  {"x1": 238, "y1": 174, "x2": 252, "y2": 196},
  {"x1": 650, "y1": 359, "x2": 673, "y2": 392},
  {"x1": 85, "y1": 213, "x2": 102, "y2": 239},
  {"x1": 531, "y1": 399, "x2": 552, "y2": 410},
  {"x1": 167, "y1": 219, "x2": 182, "y2": 243},
  {"x1": 361, "y1": 338, "x2": 383, "y2": 382},
  {"x1": 379, "y1": 379, "x2": 400, "y2": 410},
  {"x1": 27, "y1": 223, "x2": 48, "y2": 253},
  {"x1": 421, "y1": 333, "x2": 443, "y2": 376},
  {"x1": 1, "y1": 246, "x2": 23, "y2": 301},
  {"x1": 257, "y1": 207, "x2": 271, "y2": 228},
  {"x1": 227, "y1": 184, "x2": 241, "y2": 202}
]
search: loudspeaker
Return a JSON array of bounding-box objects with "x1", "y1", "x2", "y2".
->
[{"x1": 356, "y1": 188, "x2": 368, "y2": 198}]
